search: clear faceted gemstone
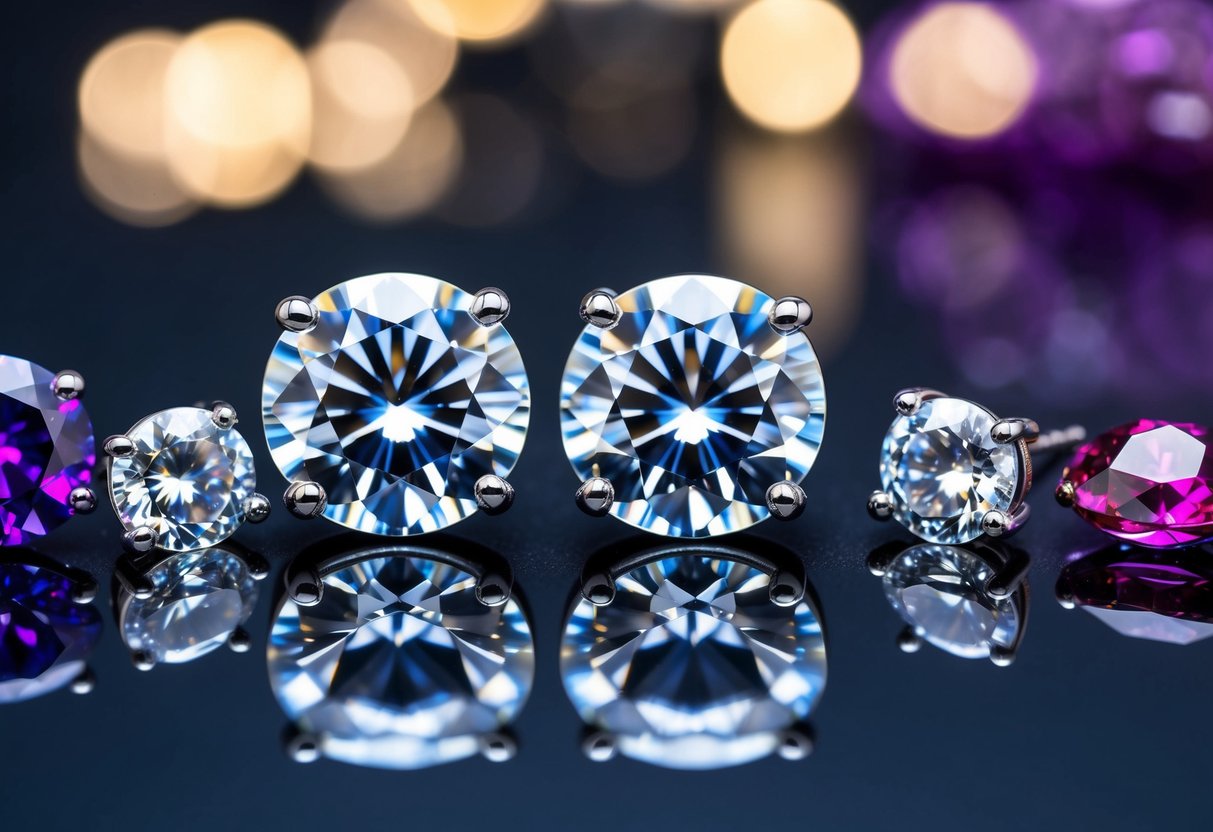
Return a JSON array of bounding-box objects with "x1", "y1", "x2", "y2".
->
[
  {"x1": 882, "y1": 543, "x2": 1022, "y2": 660},
  {"x1": 120, "y1": 549, "x2": 259, "y2": 663},
  {"x1": 109, "y1": 407, "x2": 257, "y2": 551},
  {"x1": 881, "y1": 397, "x2": 1023, "y2": 544},
  {"x1": 262, "y1": 273, "x2": 531, "y2": 536},
  {"x1": 560, "y1": 275, "x2": 826, "y2": 537},
  {"x1": 267, "y1": 552, "x2": 534, "y2": 770},
  {"x1": 0, "y1": 355, "x2": 95, "y2": 545},
  {"x1": 560, "y1": 553, "x2": 827, "y2": 769}
]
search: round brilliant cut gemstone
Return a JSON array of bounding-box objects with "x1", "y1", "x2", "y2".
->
[
  {"x1": 262, "y1": 273, "x2": 531, "y2": 536},
  {"x1": 109, "y1": 407, "x2": 257, "y2": 551},
  {"x1": 0, "y1": 355, "x2": 95, "y2": 545},
  {"x1": 120, "y1": 549, "x2": 259, "y2": 664},
  {"x1": 268, "y1": 552, "x2": 534, "y2": 769},
  {"x1": 560, "y1": 275, "x2": 826, "y2": 537},
  {"x1": 880, "y1": 397, "x2": 1023, "y2": 544},
  {"x1": 560, "y1": 553, "x2": 827, "y2": 769},
  {"x1": 882, "y1": 544, "x2": 1022, "y2": 660},
  {"x1": 1062, "y1": 420, "x2": 1213, "y2": 548}
]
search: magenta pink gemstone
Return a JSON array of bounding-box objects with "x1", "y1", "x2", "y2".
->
[{"x1": 1063, "y1": 420, "x2": 1213, "y2": 549}]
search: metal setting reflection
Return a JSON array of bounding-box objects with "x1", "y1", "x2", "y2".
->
[
  {"x1": 561, "y1": 542, "x2": 825, "y2": 769},
  {"x1": 0, "y1": 552, "x2": 99, "y2": 703},
  {"x1": 268, "y1": 538, "x2": 532, "y2": 769},
  {"x1": 867, "y1": 539, "x2": 1030, "y2": 665},
  {"x1": 113, "y1": 546, "x2": 268, "y2": 670}
]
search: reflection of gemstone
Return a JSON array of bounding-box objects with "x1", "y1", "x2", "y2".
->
[
  {"x1": 1063, "y1": 420, "x2": 1213, "y2": 548},
  {"x1": 0, "y1": 355, "x2": 95, "y2": 545},
  {"x1": 0, "y1": 562, "x2": 100, "y2": 703},
  {"x1": 1058, "y1": 546, "x2": 1213, "y2": 645},
  {"x1": 268, "y1": 553, "x2": 534, "y2": 769},
  {"x1": 560, "y1": 275, "x2": 826, "y2": 537},
  {"x1": 109, "y1": 407, "x2": 257, "y2": 551},
  {"x1": 881, "y1": 397, "x2": 1022, "y2": 544},
  {"x1": 119, "y1": 549, "x2": 259, "y2": 665},
  {"x1": 560, "y1": 553, "x2": 826, "y2": 769},
  {"x1": 881, "y1": 543, "x2": 1023, "y2": 661},
  {"x1": 262, "y1": 273, "x2": 531, "y2": 536}
]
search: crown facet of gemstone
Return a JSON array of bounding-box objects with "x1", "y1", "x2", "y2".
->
[
  {"x1": 0, "y1": 356, "x2": 95, "y2": 545},
  {"x1": 560, "y1": 553, "x2": 827, "y2": 769},
  {"x1": 1062, "y1": 420, "x2": 1213, "y2": 548},
  {"x1": 109, "y1": 407, "x2": 257, "y2": 552},
  {"x1": 262, "y1": 273, "x2": 531, "y2": 536},
  {"x1": 880, "y1": 397, "x2": 1021, "y2": 545},
  {"x1": 560, "y1": 275, "x2": 826, "y2": 537},
  {"x1": 268, "y1": 552, "x2": 534, "y2": 770}
]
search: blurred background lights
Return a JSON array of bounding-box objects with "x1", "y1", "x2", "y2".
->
[
  {"x1": 889, "y1": 2, "x2": 1038, "y2": 140},
  {"x1": 721, "y1": 0, "x2": 863, "y2": 133},
  {"x1": 408, "y1": 0, "x2": 548, "y2": 44},
  {"x1": 77, "y1": 30, "x2": 179, "y2": 161},
  {"x1": 77, "y1": 133, "x2": 197, "y2": 227}
]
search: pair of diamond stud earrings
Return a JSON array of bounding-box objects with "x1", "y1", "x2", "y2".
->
[{"x1": 3, "y1": 271, "x2": 1209, "y2": 554}]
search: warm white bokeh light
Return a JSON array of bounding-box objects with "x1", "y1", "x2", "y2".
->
[
  {"x1": 78, "y1": 29, "x2": 180, "y2": 160},
  {"x1": 890, "y1": 2, "x2": 1038, "y2": 140},
  {"x1": 721, "y1": 0, "x2": 863, "y2": 133},
  {"x1": 77, "y1": 133, "x2": 196, "y2": 227},
  {"x1": 408, "y1": 0, "x2": 547, "y2": 44}
]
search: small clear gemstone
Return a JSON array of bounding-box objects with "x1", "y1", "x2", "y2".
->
[
  {"x1": 262, "y1": 273, "x2": 531, "y2": 536},
  {"x1": 0, "y1": 355, "x2": 95, "y2": 544},
  {"x1": 882, "y1": 543, "x2": 1022, "y2": 660},
  {"x1": 110, "y1": 407, "x2": 257, "y2": 551},
  {"x1": 560, "y1": 275, "x2": 826, "y2": 537},
  {"x1": 880, "y1": 397, "x2": 1023, "y2": 544},
  {"x1": 120, "y1": 549, "x2": 259, "y2": 664},
  {"x1": 560, "y1": 553, "x2": 827, "y2": 769},
  {"x1": 268, "y1": 552, "x2": 534, "y2": 769}
]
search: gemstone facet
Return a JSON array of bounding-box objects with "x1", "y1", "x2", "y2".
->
[
  {"x1": 0, "y1": 355, "x2": 95, "y2": 545},
  {"x1": 1062, "y1": 420, "x2": 1213, "y2": 548},
  {"x1": 262, "y1": 273, "x2": 531, "y2": 536},
  {"x1": 560, "y1": 275, "x2": 826, "y2": 537},
  {"x1": 268, "y1": 551, "x2": 534, "y2": 769},
  {"x1": 560, "y1": 552, "x2": 827, "y2": 769},
  {"x1": 109, "y1": 407, "x2": 257, "y2": 551},
  {"x1": 880, "y1": 396, "x2": 1024, "y2": 544},
  {"x1": 119, "y1": 549, "x2": 260, "y2": 664}
]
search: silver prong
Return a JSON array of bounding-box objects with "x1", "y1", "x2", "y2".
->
[
  {"x1": 115, "y1": 558, "x2": 155, "y2": 600},
  {"x1": 766, "y1": 481, "x2": 806, "y2": 521},
  {"x1": 1056, "y1": 480, "x2": 1076, "y2": 509},
  {"x1": 69, "y1": 485, "x2": 97, "y2": 515},
  {"x1": 470, "y1": 287, "x2": 511, "y2": 326},
  {"x1": 211, "y1": 401, "x2": 238, "y2": 430},
  {"x1": 131, "y1": 650, "x2": 156, "y2": 671},
  {"x1": 582, "y1": 730, "x2": 617, "y2": 763},
  {"x1": 575, "y1": 477, "x2": 614, "y2": 517},
  {"x1": 866, "y1": 549, "x2": 894, "y2": 578},
  {"x1": 479, "y1": 731, "x2": 518, "y2": 763},
  {"x1": 475, "y1": 572, "x2": 511, "y2": 607},
  {"x1": 769, "y1": 569, "x2": 805, "y2": 607},
  {"x1": 777, "y1": 724, "x2": 815, "y2": 761},
  {"x1": 768, "y1": 296, "x2": 813, "y2": 334},
  {"x1": 227, "y1": 627, "x2": 252, "y2": 653},
  {"x1": 104, "y1": 434, "x2": 135, "y2": 459},
  {"x1": 582, "y1": 573, "x2": 616, "y2": 606},
  {"x1": 474, "y1": 474, "x2": 514, "y2": 516},
  {"x1": 286, "y1": 565, "x2": 324, "y2": 607},
  {"x1": 276, "y1": 295, "x2": 318, "y2": 333},
  {"x1": 283, "y1": 726, "x2": 322, "y2": 764},
  {"x1": 246, "y1": 552, "x2": 271, "y2": 581},
  {"x1": 989, "y1": 645, "x2": 1016, "y2": 667},
  {"x1": 987, "y1": 554, "x2": 1031, "y2": 600},
  {"x1": 52, "y1": 369, "x2": 85, "y2": 401},
  {"x1": 897, "y1": 626, "x2": 924, "y2": 653},
  {"x1": 70, "y1": 667, "x2": 95, "y2": 694},
  {"x1": 243, "y1": 493, "x2": 271, "y2": 523},
  {"x1": 991, "y1": 418, "x2": 1040, "y2": 445},
  {"x1": 71, "y1": 575, "x2": 98, "y2": 605},
  {"x1": 867, "y1": 490, "x2": 895, "y2": 521},
  {"x1": 284, "y1": 481, "x2": 327, "y2": 520},
  {"x1": 579, "y1": 289, "x2": 622, "y2": 330},
  {"x1": 122, "y1": 526, "x2": 158, "y2": 554},
  {"x1": 893, "y1": 388, "x2": 943, "y2": 417},
  {"x1": 983, "y1": 504, "x2": 1030, "y2": 538}
]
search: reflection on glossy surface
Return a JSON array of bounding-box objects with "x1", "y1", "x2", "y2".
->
[
  {"x1": 115, "y1": 547, "x2": 265, "y2": 669},
  {"x1": 0, "y1": 554, "x2": 99, "y2": 703},
  {"x1": 561, "y1": 546, "x2": 824, "y2": 769},
  {"x1": 1057, "y1": 545, "x2": 1213, "y2": 644},
  {"x1": 268, "y1": 544, "x2": 533, "y2": 769},
  {"x1": 868, "y1": 541, "x2": 1029, "y2": 665}
]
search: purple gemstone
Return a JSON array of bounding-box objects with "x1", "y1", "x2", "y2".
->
[{"x1": 0, "y1": 355, "x2": 95, "y2": 545}]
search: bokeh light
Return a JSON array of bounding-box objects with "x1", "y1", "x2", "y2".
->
[
  {"x1": 408, "y1": 0, "x2": 547, "y2": 45},
  {"x1": 77, "y1": 133, "x2": 197, "y2": 227},
  {"x1": 721, "y1": 0, "x2": 863, "y2": 133},
  {"x1": 77, "y1": 29, "x2": 179, "y2": 160},
  {"x1": 568, "y1": 79, "x2": 696, "y2": 180},
  {"x1": 890, "y1": 3, "x2": 1038, "y2": 140}
]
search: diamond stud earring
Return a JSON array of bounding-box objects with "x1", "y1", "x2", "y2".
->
[
  {"x1": 262, "y1": 273, "x2": 531, "y2": 536},
  {"x1": 560, "y1": 274, "x2": 825, "y2": 538},
  {"x1": 868, "y1": 388, "x2": 1085, "y2": 545},
  {"x1": 105, "y1": 403, "x2": 269, "y2": 553},
  {"x1": 0, "y1": 354, "x2": 97, "y2": 544}
]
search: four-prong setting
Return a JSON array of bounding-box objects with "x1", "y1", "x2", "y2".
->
[
  {"x1": 768, "y1": 296, "x2": 813, "y2": 334},
  {"x1": 470, "y1": 287, "x2": 511, "y2": 326},
  {"x1": 579, "y1": 288, "x2": 621, "y2": 330}
]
